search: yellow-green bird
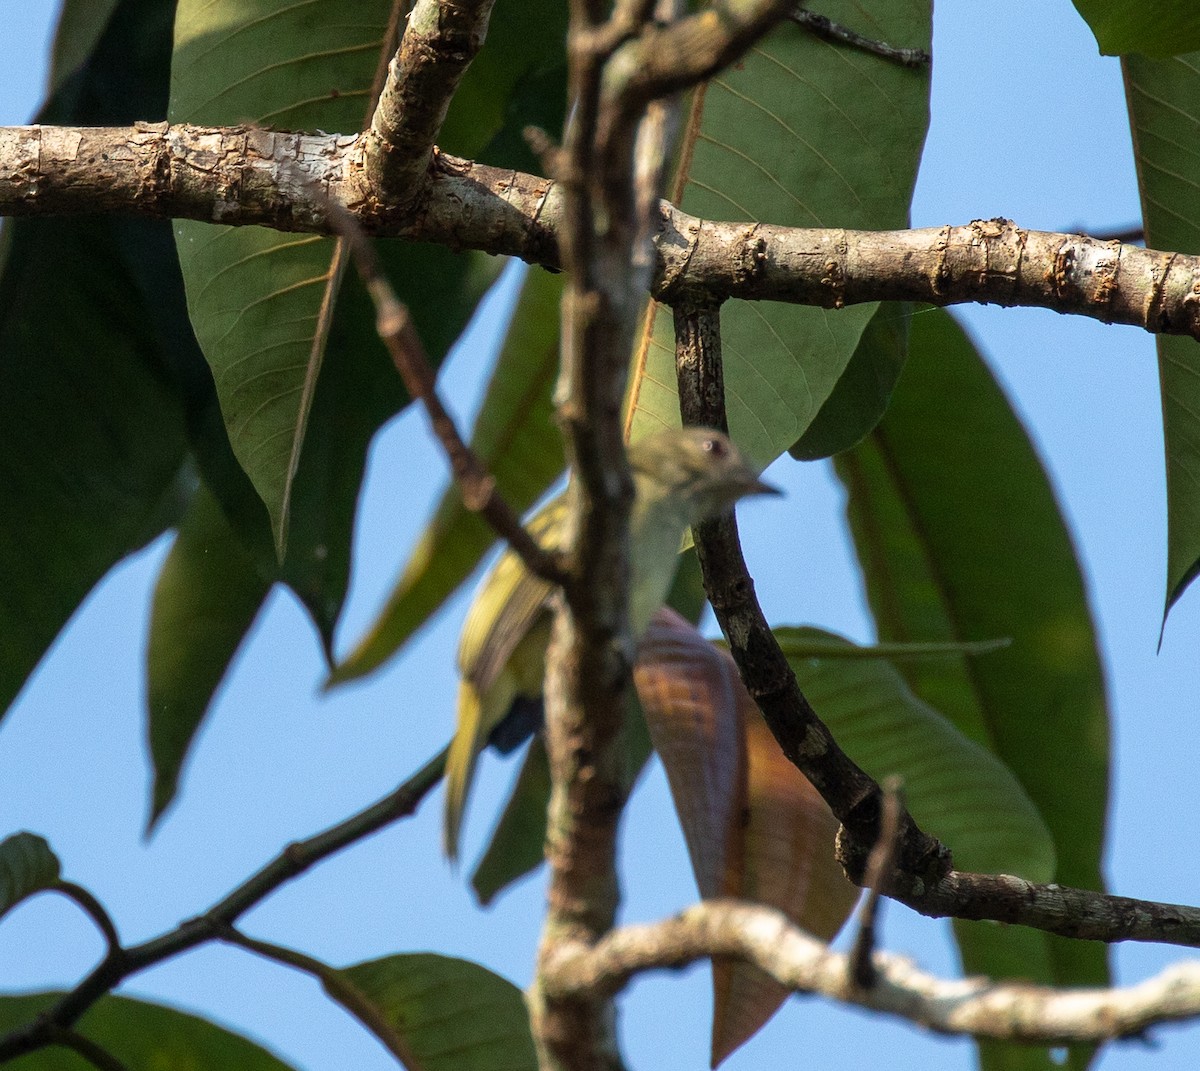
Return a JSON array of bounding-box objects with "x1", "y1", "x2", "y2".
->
[{"x1": 444, "y1": 426, "x2": 779, "y2": 859}]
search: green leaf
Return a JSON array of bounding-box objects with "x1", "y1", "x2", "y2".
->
[
  {"x1": 0, "y1": 992, "x2": 296, "y2": 1070},
  {"x1": 789, "y1": 304, "x2": 910, "y2": 460},
  {"x1": 629, "y1": 0, "x2": 931, "y2": 466},
  {"x1": 146, "y1": 482, "x2": 272, "y2": 827},
  {"x1": 0, "y1": 0, "x2": 188, "y2": 719},
  {"x1": 833, "y1": 308, "x2": 1110, "y2": 1067},
  {"x1": 0, "y1": 834, "x2": 61, "y2": 922},
  {"x1": 337, "y1": 954, "x2": 537, "y2": 1071},
  {"x1": 170, "y1": 0, "x2": 568, "y2": 559},
  {"x1": 780, "y1": 628, "x2": 1055, "y2": 881},
  {"x1": 0, "y1": 216, "x2": 188, "y2": 717},
  {"x1": 1122, "y1": 53, "x2": 1200, "y2": 618},
  {"x1": 332, "y1": 267, "x2": 566, "y2": 685},
  {"x1": 45, "y1": 0, "x2": 122, "y2": 98},
  {"x1": 1073, "y1": 0, "x2": 1200, "y2": 58}
]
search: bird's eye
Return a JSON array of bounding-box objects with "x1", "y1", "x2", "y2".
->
[{"x1": 703, "y1": 436, "x2": 727, "y2": 457}]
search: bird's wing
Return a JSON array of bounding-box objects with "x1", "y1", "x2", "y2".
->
[{"x1": 456, "y1": 496, "x2": 563, "y2": 694}]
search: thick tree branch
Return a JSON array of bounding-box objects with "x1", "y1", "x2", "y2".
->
[
  {"x1": 360, "y1": 0, "x2": 497, "y2": 210},
  {"x1": 2, "y1": 125, "x2": 1197, "y2": 340},
  {"x1": 542, "y1": 900, "x2": 1200, "y2": 1044}
]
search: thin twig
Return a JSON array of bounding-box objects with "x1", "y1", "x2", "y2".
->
[
  {"x1": 849, "y1": 776, "x2": 903, "y2": 988},
  {"x1": 46, "y1": 1028, "x2": 130, "y2": 1071},
  {"x1": 670, "y1": 298, "x2": 1200, "y2": 949},
  {"x1": 791, "y1": 6, "x2": 930, "y2": 67},
  {"x1": 0, "y1": 747, "x2": 447, "y2": 1063},
  {"x1": 52, "y1": 882, "x2": 121, "y2": 958},
  {"x1": 322, "y1": 192, "x2": 568, "y2": 588},
  {"x1": 218, "y1": 927, "x2": 428, "y2": 1071}
]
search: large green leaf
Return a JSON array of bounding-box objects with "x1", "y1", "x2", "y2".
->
[
  {"x1": 789, "y1": 303, "x2": 910, "y2": 460},
  {"x1": 0, "y1": 0, "x2": 190, "y2": 718},
  {"x1": 169, "y1": 0, "x2": 568, "y2": 559},
  {"x1": 834, "y1": 308, "x2": 1110, "y2": 1068},
  {"x1": 0, "y1": 213, "x2": 187, "y2": 716},
  {"x1": 46, "y1": 0, "x2": 122, "y2": 98},
  {"x1": 0, "y1": 993, "x2": 296, "y2": 1070},
  {"x1": 1073, "y1": 0, "x2": 1200, "y2": 58},
  {"x1": 337, "y1": 954, "x2": 537, "y2": 1071},
  {"x1": 0, "y1": 834, "x2": 61, "y2": 923},
  {"x1": 146, "y1": 482, "x2": 271, "y2": 827},
  {"x1": 332, "y1": 266, "x2": 565, "y2": 684},
  {"x1": 1122, "y1": 53, "x2": 1200, "y2": 618},
  {"x1": 628, "y1": 0, "x2": 930, "y2": 466}
]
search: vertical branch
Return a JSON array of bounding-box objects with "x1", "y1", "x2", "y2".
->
[
  {"x1": 672, "y1": 298, "x2": 950, "y2": 883},
  {"x1": 534, "y1": 10, "x2": 679, "y2": 1071},
  {"x1": 534, "y1": 6, "x2": 804, "y2": 1068}
]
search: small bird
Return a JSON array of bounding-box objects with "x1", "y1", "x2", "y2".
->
[{"x1": 444, "y1": 426, "x2": 778, "y2": 859}]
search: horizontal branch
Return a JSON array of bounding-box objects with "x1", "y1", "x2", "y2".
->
[
  {"x1": 2, "y1": 123, "x2": 1199, "y2": 339},
  {"x1": 542, "y1": 900, "x2": 1200, "y2": 1044},
  {"x1": 893, "y1": 868, "x2": 1200, "y2": 948}
]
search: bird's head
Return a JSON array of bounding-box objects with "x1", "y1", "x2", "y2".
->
[{"x1": 628, "y1": 427, "x2": 779, "y2": 525}]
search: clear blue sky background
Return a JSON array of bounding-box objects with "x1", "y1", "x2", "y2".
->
[{"x1": 3, "y1": 3, "x2": 1200, "y2": 1070}]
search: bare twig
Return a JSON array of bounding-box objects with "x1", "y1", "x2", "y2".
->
[
  {"x1": 670, "y1": 298, "x2": 1200, "y2": 949},
  {"x1": 322, "y1": 193, "x2": 568, "y2": 588},
  {"x1": 46, "y1": 1028, "x2": 130, "y2": 1071},
  {"x1": 52, "y1": 882, "x2": 121, "y2": 958},
  {"x1": 218, "y1": 927, "x2": 427, "y2": 1071},
  {"x1": 791, "y1": 6, "x2": 930, "y2": 67},
  {"x1": 849, "y1": 777, "x2": 903, "y2": 988},
  {"x1": 0, "y1": 747, "x2": 446, "y2": 1063},
  {"x1": 542, "y1": 899, "x2": 1200, "y2": 1044}
]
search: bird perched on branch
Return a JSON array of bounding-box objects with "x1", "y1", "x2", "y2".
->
[{"x1": 444, "y1": 426, "x2": 778, "y2": 859}]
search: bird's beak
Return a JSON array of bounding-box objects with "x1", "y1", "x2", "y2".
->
[{"x1": 738, "y1": 471, "x2": 782, "y2": 498}]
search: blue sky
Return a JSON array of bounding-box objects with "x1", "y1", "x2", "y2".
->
[{"x1": 3, "y1": 3, "x2": 1200, "y2": 1070}]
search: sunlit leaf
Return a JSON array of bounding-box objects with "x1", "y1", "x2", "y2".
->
[
  {"x1": 1073, "y1": 0, "x2": 1200, "y2": 57},
  {"x1": 628, "y1": 0, "x2": 930, "y2": 466},
  {"x1": 170, "y1": 0, "x2": 567, "y2": 564},
  {"x1": 1122, "y1": 53, "x2": 1200, "y2": 619}
]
